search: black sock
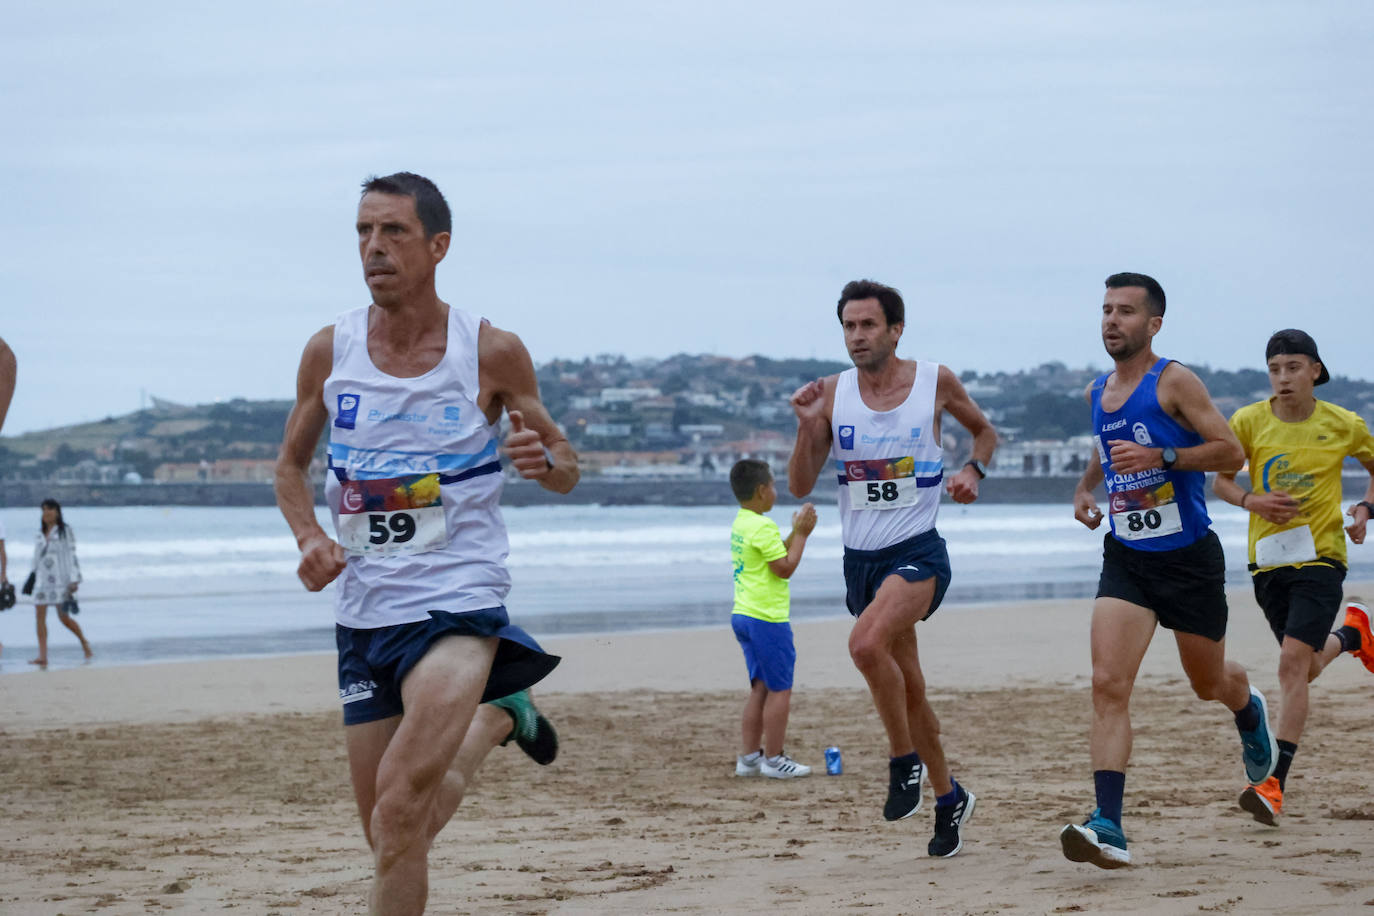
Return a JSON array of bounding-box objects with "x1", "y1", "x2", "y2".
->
[
  {"x1": 1333, "y1": 625, "x2": 1361, "y2": 653},
  {"x1": 1093, "y1": 770, "x2": 1125, "y2": 825},
  {"x1": 890, "y1": 750, "x2": 922, "y2": 768},
  {"x1": 1274, "y1": 740, "x2": 1297, "y2": 790},
  {"x1": 1234, "y1": 696, "x2": 1260, "y2": 732}
]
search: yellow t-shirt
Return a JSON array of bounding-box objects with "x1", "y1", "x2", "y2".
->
[
  {"x1": 731, "y1": 508, "x2": 790, "y2": 622},
  {"x1": 1229, "y1": 398, "x2": 1374, "y2": 571}
]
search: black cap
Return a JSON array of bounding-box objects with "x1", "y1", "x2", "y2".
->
[{"x1": 1265, "y1": 329, "x2": 1330, "y2": 385}]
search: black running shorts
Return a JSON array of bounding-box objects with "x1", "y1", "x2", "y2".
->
[
  {"x1": 1251, "y1": 562, "x2": 1346, "y2": 652},
  {"x1": 1096, "y1": 529, "x2": 1228, "y2": 642}
]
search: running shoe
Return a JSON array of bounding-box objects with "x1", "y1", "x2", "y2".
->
[
  {"x1": 1238, "y1": 686, "x2": 1278, "y2": 785},
  {"x1": 928, "y1": 786, "x2": 976, "y2": 858},
  {"x1": 1060, "y1": 808, "x2": 1130, "y2": 869},
  {"x1": 884, "y1": 756, "x2": 925, "y2": 821},
  {"x1": 488, "y1": 690, "x2": 559, "y2": 765},
  {"x1": 1344, "y1": 600, "x2": 1374, "y2": 674},
  {"x1": 736, "y1": 752, "x2": 763, "y2": 777},
  {"x1": 1239, "y1": 776, "x2": 1283, "y2": 826},
  {"x1": 761, "y1": 753, "x2": 812, "y2": 779}
]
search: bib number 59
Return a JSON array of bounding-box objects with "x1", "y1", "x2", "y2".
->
[{"x1": 368, "y1": 512, "x2": 417, "y2": 545}]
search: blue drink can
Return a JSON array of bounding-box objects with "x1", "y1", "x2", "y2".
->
[{"x1": 824, "y1": 746, "x2": 843, "y2": 775}]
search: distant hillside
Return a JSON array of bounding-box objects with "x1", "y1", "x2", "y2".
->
[{"x1": 3, "y1": 355, "x2": 1373, "y2": 485}]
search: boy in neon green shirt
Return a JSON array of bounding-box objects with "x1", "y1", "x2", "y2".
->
[
  {"x1": 730, "y1": 459, "x2": 818, "y2": 779},
  {"x1": 1215, "y1": 329, "x2": 1374, "y2": 825}
]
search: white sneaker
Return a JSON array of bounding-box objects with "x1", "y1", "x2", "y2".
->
[
  {"x1": 736, "y1": 752, "x2": 762, "y2": 777},
  {"x1": 761, "y1": 753, "x2": 812, "y2": 779}
]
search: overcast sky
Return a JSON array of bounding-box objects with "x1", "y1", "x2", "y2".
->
[{"x1": 2, "y1": 2, "x2": 1371, "y2": 435}]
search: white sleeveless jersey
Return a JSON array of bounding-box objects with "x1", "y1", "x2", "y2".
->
[
  {"x1": 323, "y1": 305, "x2": 509, "y2": 629},
  {"x1": 829, "y1": 361, "x2": 943, "y2": 550}
]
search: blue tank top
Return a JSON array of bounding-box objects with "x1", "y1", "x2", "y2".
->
[{"x1": 1090, "y1": 357, "x2": 1210, "y2": 552}]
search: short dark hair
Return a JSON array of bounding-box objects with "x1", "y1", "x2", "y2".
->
[
  {"x1": 837, "y1": 279, "x2": 905, "y2": 326},
  {"x1": 730, "y1": 459, "x2": 772, "y2": 502},
  {"x1": 1104, "y1": 272, "x2": 1166, "y2": 317},
  {"x1": 360, "y1": 172, "x2": 452, "y2": 238}
]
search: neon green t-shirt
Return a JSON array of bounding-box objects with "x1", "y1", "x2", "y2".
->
[
  {"x1": 731, "y1": 508, "x2": 790, "y2": 622},
  {"x1": 1229, "y1": 398, "x2": 1374, "y2": 570}
]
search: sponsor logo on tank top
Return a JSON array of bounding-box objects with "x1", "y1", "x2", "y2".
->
[
  {"x1": 1101, "y1": 418, "x2": 1128, "y2": 432},
  {"x1": 1132, "y1": 422, "x2": 1152, "y2": 445},
  {"x1": 838, "y1": 425, "x2": 855, "y2": 449},
  {"x1": 368, "y1": 409, "x2": 428, "y2": 423},
  {"x1": 336, "y1": 393, "x2": 361, "y2": 429}
]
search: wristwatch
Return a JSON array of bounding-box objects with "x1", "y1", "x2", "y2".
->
[
  {"x1": 1160, "y1": 446, "x2": 1178, "y2": 470},
  {"x1": 1357, "y1": 500, "x2": 1374, "y2": 517},
  {"x1": 964, "y1": 459, "x2": 987, "y2": 479}
]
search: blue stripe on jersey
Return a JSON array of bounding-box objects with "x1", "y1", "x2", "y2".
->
[
  {"x1": 838, "y1": 471, "x2": 944, "y2": 488},
  {"x1": 328, "y1": 439, "x2": 499, "y2": 480}
]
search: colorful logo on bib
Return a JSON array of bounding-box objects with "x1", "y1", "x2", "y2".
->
[
  {"x1": 336, "y1": 393, "x2": 361, "y2": 429},
  {"x1": 340, "y1": 473, "x2": 442, "y2": 513},
  {"x1": 845, "y1": 456, "x2": 916, "y2": 481},
  {"x1": 838, "y1": 425, "x2": 855, "y2": 450},
  {"x1": 1132, "y1": 422, "x2": 1152, "y2": 446}
]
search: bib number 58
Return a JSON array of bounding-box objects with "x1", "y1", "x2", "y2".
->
[
  {"x1": 368, "y1": 512, "x2": 417, "y2": 545},
  {"x1": 866, "y1": 481, "x2": 900, "y2": 503}
]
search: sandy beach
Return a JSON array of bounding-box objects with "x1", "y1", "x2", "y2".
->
[{"x1": 3, "y1": 585, "x2": 1372, "y2": 915}]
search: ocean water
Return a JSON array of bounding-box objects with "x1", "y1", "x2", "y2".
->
[{"x1": 1, "y1": 502, "x2": 1370, "y2": 674}]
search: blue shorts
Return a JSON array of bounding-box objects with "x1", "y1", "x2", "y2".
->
[
  {"x1": 842, "y1": 528, "x2": 952, "y2": 620},
  {"x1": 731, "y1": 614, "x2": 796, "y2": 691},
  {"x1": 336, "y1": 607, "x2": 560, "y2": 726}
]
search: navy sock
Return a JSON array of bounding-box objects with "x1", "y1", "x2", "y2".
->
[
  {"x1": 1274, "y1": 740, "x2": 1297, "y2": 790},
  {"x1": 1234, "y1": 695, "x2": 1260, "y2": 732},
  {"x1": 890, "y1": 751, "x2": 921, "y2": 768},
  {"x1": 1094, "y1": 770, "x2": 1125, "y2": 825},
  {"x1": 936, "y1": 779, "x2": 961, "y2": 808},
  {"x1": 1333, "y1": 625, "x2": 1361, "y2": 653}
]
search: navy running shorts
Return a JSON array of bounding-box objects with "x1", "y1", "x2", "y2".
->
[
  {"x1": 842, "y1": 528, "x2": 952, "y2": 620},
  {"x1": 731, "y1": 614, "x2": 796, "y2": 691},
  {"x1": 335, "y1": 607, "x2": 560, "y2": 726},
  {"x1": 1252, "y1": 562, "x2": 1346, "y2": 652},
  {"x1": 1096, "y1": 530, "x2": 1228, "y2": 642}
]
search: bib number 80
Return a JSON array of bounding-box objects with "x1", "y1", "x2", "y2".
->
[
  {"x1": 1124, "y1": 509, "x2": 1162, "y2": 533},
  {"x1": 368, "y1": 512, "x2": 417, "y2": 545},
  {"x1": 866, "y1": 481, "x2": 900, "y2": 503}
]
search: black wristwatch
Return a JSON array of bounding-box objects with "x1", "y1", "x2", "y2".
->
[
  {"x1": 1160, "y1": 446, "x2": 1178, "y2": 470},
  {"x1": 1358, "y1": 500, "x2": 1374, "y2": 517},
  {"x1": 964, "y1": 459, "x2": 987, "y2": 479}
]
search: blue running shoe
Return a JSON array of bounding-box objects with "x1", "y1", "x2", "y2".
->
[
  {"x1": 1060, "y1": 808, "x2": 1130, "y2": 869},
  {"x1": 1238, "y1": 686, "x2": 1277, "y2": 785}
]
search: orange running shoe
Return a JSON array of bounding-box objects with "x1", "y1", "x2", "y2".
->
[
  {"x1": 1344, "y1": 600, "x2": 1374, "y2": 674},
  {"x1": 1239, "y1": 777, "x2": 1283, "y2": 826}
]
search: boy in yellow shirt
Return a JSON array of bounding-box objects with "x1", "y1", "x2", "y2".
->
[
  {"x1": 730, "y1": 459, "x2": 818, "y2": 778},
  {"x1": 1215, "y1": 329, "x2": 1374, "y2": 825}
]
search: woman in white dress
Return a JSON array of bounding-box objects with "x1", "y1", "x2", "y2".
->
[{"x1": 28, "y1": 499, "x2": 91, "y2": 666}]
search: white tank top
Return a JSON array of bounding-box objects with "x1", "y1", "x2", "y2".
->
[
  {"x1": 323, "y1": 305, "x2": 509, "y2": 628},
  {"x1": 829, "y1": 362, "x2": 943, "y2": 550}
]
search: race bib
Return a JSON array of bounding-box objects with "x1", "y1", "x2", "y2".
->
[
  {"x1": 337, "y1": 473, "x2": 448, "y2": 557},
  {"x1": 1109, "y1": 481, "x2": 1184, "y2": 542},
  {"x1": 846, "y1": 457, "x2": 922, "y2": 511},
  {"x1": 1255, "y1": 524, "x2": 1318, "y2": 568}
]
